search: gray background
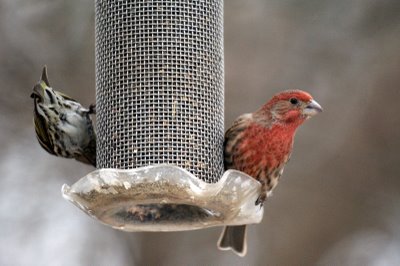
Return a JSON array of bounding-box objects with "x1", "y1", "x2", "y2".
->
[{"x1": 1, "y1": 0, "x2": 400, "y2": 265}]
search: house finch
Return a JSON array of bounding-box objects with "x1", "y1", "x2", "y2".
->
[
  {"x1": 31, "y1": 66, "x2": 97, "y2": 166},
  {"x1": 217, "y1": 90, "x2": 322, "y2": 256}
]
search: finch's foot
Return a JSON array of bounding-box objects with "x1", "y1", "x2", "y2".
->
[{"x1": 255, "y1": 193, "x2": 266, "y2": 206}]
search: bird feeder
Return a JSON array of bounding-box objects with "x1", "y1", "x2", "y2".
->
[{"x1": 62, "y1": 0, "x2": 263, "y2": 232}]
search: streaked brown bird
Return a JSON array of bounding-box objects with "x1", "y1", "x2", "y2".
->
[
  {"x1": 31, "y1": 66, "x2": 96, "y2": 166},
  {"x1": 218, "y1": 90, "x2": 322, "y2": 256}
]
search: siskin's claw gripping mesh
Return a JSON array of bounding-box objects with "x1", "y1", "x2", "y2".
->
[{"x1": 95, "y1": 0, "x2": 224, "y2": 182}]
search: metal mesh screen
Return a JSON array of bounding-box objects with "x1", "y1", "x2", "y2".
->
[{"x1": 95, "y1": 0, "x2": 224, "y2": 182}]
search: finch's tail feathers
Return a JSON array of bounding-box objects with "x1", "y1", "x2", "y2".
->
[{"x1": 217, "y1": 225, "x2": 247, "y2": 257}]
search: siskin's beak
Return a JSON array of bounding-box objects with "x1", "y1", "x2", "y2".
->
[
  {"x1": 31, "y1": 66, "x2": 50, "y2": 100},
  {"x1": 30, "y1": 83, "x2": 45, "y2": 101},
  {"x1": 303, "y1": 99, "x2": 323, "y2": 117}
]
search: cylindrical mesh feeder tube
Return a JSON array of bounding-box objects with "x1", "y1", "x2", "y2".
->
[
  {"x1": 62, "y1": 0, "x2": 263, "y2": 232},
  {"x1": 95, "y1": 0, "x2": 224, "y2": 183}
]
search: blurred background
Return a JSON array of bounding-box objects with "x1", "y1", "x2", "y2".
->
[{"x1": 1, "y1": 0, "x2": 400, "y2": 265}]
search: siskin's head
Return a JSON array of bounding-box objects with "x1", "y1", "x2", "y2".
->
[
  {"x1": 30, "y1": 66, "x2": 75, "y2": 106},
  {"x1": 30, "y1": 66, "x2": 55, "y2": 104}
]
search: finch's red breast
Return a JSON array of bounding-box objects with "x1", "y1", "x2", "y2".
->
[{"x1": 233, "y1": 122, "x2": 295, "y2": 179}]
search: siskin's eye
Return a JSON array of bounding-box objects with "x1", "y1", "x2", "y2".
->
[{"x1": 289, "y1": 98, "x2": 298, "y2": 105}]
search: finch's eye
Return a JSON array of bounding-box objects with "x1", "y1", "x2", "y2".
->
[{"x1": 289, "y1": 98, "x2": 298, "y2": 105}]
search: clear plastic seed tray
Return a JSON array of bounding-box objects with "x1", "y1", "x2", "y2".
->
[{"x1": 62, "y1": 165, "x2": 263, "y2": 232}]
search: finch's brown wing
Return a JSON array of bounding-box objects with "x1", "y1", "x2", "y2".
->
[{"x1": 224, "y1": 113, "x2": 253, "y2": 170}]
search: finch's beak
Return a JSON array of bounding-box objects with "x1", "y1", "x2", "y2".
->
[{"x1": 303, "y1": 99, "x2": 323, "y2": 117}]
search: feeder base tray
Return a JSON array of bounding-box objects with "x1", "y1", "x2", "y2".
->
[{"x1": 62, "y1": 165, "x2": 263, "y2": 232}]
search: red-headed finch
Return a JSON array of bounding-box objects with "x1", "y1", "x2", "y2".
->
[{"x1": 217, "y1": 90, "x2": 322, "y2": 257}]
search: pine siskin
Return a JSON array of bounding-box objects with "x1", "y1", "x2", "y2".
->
[
  {"x1": 218, "y1": 90, "x2": 322, "y2": 257},
  {"x1": 31, "y1": 66, "x2": 96, "y2": 166}
]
